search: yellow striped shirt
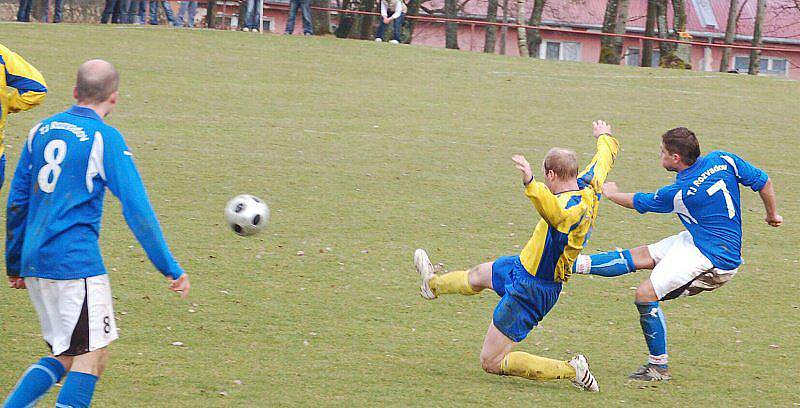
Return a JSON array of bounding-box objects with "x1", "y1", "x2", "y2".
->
[{"x1": 519, "y1": 134, "x2": 619, "y2": 282}]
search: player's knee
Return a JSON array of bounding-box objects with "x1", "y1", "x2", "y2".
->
[
  {"x1": 635, "y1": 282, "x2": 658, "y2": 303},
  {"x1": 469, "y1": 262, "x2": 493, "y2": 291},
  {"x1": 96, "y1": 347, "x2": 110, "y2": 376}
]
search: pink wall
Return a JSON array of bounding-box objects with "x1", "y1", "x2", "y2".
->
[{"x1": 261, "y1": 9, "x2": 800, "y2": 79}]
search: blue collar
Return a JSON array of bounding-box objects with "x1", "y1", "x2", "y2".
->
[
  {"x1": 66, "y1": 105, "x2": 103, "y2": 122},
  {"x1": 676, "y1": 155, "x2": 706, "y2": 181}
]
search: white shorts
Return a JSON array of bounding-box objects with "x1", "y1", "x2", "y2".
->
[
  {"x1": 25, "y1": 274, "x2": 118, "y2": 356},
  {"x1": 648, "y1": 231, "x2": 738, "y2": 300}
]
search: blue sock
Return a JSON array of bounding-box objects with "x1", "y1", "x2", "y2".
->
[
  {"x1": 636, "y1": 301, "x2": 668, "y2": 368},
  {"x1": 3, "y1": 356, "x2": 66, "y2": 408},
  {"x1": 587, "y1": 249, "x2": 636, "y2": 277},
  {"x1": 56, "y1": 372, "x2": 98, "y2": 408}
]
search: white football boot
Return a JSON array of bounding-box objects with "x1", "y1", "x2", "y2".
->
[
  {"x1": 569, "y1": 354, "x2": 599, "y2": 392},
  {"x1": 414, "y1": 249, "x2": 436, "y2": 299}
]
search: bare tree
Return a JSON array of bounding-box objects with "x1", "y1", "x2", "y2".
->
[
  {"x1": 599, "y1": 0, "x2": 620, "y2": 63},
  {"x1": 599, "y1": 0, "x2": 631, "y2": 64},
  {"x1": 516, "y1": 0, "x2": 528, "y2": 56},
  {"x1": 748, "y1": 0, "x2": 766, "y2": 75},
  {"x1": 402, "y1": 0, "x2": 423, "y2": 43},
  {"x1": 719, "y1": 0, "x2": 739, "y2": 72},
  {"x1": 642, "y1": 0, "x2": 656, "y2": 66},
  {"x1": 526, "y1": 0, "x2": 546, "y2": 57},
  {"x1": 311, "y1": 0, "x2": 332, "y2": 34},
  {"x1": 445, "y1": 0, "x2": 458, "y2": 48},
  {"x1": 500, "y1": 0, "x2": 509, "y2": 54},
  {"x1": 485, "y1": 0, "x2": 499, "y2": 52}
]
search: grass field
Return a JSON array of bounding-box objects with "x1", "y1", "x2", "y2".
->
[{"x1": 1, "y1": 23, "x2": 798, "y2": 407}]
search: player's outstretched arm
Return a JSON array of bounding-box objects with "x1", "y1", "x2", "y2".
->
[
  {"x1": 5, "y1": 126, "x2": 38, "y2": 290},
  {"x1": 578, "y1": 120, "x2": 620, "y2": 193},
  {"x1": 102, "y1": 131, "x2": 188, "y2": 293},
  {"x1": 599, "y1": 181, "x2": 635, "y2": 209},
  {"x1": 512, "y1": 155, "x2": 568, "y2": 226},
  {"x1": 758, "y1": 178, "x2": 782, "y2": 227}
]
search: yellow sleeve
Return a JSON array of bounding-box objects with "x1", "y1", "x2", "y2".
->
[
  {"x1": 577, "y1": 134, "x2": 619, "y2": 193},
  {"x1": 524, "y1": 181, "x2": 569, "y2": 228},
  {"x1": 1, "y1": 45, "x2": 47, "y2": 113}
]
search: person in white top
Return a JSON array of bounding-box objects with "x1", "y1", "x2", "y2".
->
[{"x1": 375, "y1": 0, "x2": 407, "y2": 43}]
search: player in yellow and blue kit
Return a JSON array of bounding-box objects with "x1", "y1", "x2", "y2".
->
[
  {"x1": 412, "y1": 121, "x2": 619, "y2": 392},
  {"x1": 0, "y1": 43, "x2": 48, "y2": 189}
]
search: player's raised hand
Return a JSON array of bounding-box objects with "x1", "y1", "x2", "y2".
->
[
  {"x1": 7, "y1": 276, "x2": 25, "y2": 289},
  {"x1": 765, "y1": 213, "x2": 783, "y2": 227},
  {"x1": 592, "y1": 120, "x2": 612, "y2": 138},
  {"x1": 512, "y1": 155, "x2": 533, "y2": 185},
  {"x1": 602, "y1": 181, "x2": 619, "y2": 195},
  {"x1": 169, "y1": 274, "x2": 191, "y2": 299}
]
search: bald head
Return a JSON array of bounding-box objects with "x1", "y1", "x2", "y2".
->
[
  {"x1": 542, "y1": 148, "x2": 578, "y2": 180},
  {"x1": 76, "y1": 59, "x2": 119, "y2": 104}
]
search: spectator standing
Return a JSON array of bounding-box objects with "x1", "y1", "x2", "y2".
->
[
  {"x1": 17, "y1": 0, "x2": 32, "y2": 21},
  {"x1": 375, "y1": 0, "x2": 406, "y2": 43},
  {"x1": 149, "y1": 0, "x2": 178, "y2": 25},
  {"x1": 177, "y1": 1, "x2": 198, "y2": 27},
  {"x1": 242, "y1": 0, "x2": 261, "y2": 31},
  {"x1": 100, "y1": 0, "x2": 120, "y2": 23},
  {"x1": 284, "y1": 0, "x2": 312, "y2": 35}
]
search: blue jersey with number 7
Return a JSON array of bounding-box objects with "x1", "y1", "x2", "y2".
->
[
  {"x1": 6, "y1": 105, "x2": 184, "y2": 280},
  {"x1": 632, "y1": 150, "x2": 769, "y2": 271}
]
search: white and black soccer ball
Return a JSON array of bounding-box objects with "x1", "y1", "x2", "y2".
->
[{"x1": 225, "y1": 194, "x2": 269, "y2": 236}]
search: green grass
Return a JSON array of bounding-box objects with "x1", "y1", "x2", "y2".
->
[{"x1": 1, "y1": 23, "x2": 798, "y2": 407}]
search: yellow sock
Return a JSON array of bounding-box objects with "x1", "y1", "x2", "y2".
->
[
  {"x1": 428, "y1": 270, "x2": 479, "y2": 297},
  {"x1": 500, "y1": 351, "x2": 576, "y2": 381}
]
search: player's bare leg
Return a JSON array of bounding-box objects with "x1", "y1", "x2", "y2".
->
[
  {"x1": 480, "y1": 322, "x2": 598, "y2": 391},
  {"x1": 414, "y1": 248, "x2": 491, "y2": 299},
  {"x1": 54, "y1": 348, "x2": 109, "y2": 407}
]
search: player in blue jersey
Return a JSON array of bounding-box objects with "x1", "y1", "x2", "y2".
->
[
  {"x1": 571, "y1": 127, "x2": 781, "y2": 381},
  {"x1": 3, "y1": 60, "x2": 190, "y2": 408}
]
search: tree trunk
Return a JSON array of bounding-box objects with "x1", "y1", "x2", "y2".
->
[
  {"x1": 599, "y1": 0, "x2": 620, "y2": 63},
  {"x1": 484, "y1": 0, "x2": 499, "y2": 53},
  {"x1": 445, "y1": 0, "x2": 459, "y2": 49},
  {"x1": 354, "y1": 0, "x2": 375, "y2": 40},
  {"x1": 402, "y1": 0, "x2": 421, "y2": 43},
  {"x1": 206, "y1": 0, "x2": 216, "y2": 27},
  {"x1": 516, "y1": 0, "x2": 528, "y2": 56},
  {"x1": 612, "y1": 0, "x2": 631, "y2": 61},
  {"x1": 656, "y1": 0, "x2": 670, "y2": 63},
  {"x1": 311, "y1": 0, "x2": 331, "y2": 35},
  {"x1": 526, "y1": 0, "x2": 545, "y2": 57},
  {"x1": 719, "y1": 0, "x2": 738, "y2": 72},
  {"x1": 500, "y1": 0, "x2": 509, "y2": 54},
  {"x1": 642, "y1": 0, "x2": 656, "y2": 66},
  {"x1": 748, "y1": 0, "x2": 766, "y2": 75}
]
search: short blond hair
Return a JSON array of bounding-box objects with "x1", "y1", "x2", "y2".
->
[{"x1": 542, "y1": 148, "x2": 578, "y2": 180}]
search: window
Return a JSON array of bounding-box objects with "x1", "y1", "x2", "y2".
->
[
  {"x1": 562, "y1": 42, "x2": 580, "y2": 61},
  {"x1": 540, "y1": 41, "x2": 582, "y2": 62},
  {"x1": 734, "y1": 56, "x2": 749, "y2": 72},
  {"x1": 732, "y1": 55, "x2": 789, "y2": 76},
  {"x1": 652, "y1": 49, "x2": 661, "y2": 66},
  {"x1": 626, "y1": 47, "x2": 641, "y2": 67},
  {"x1": 546, "y1": 42, "x2": 560, "y2": 60}
]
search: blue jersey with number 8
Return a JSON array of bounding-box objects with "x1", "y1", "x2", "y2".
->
[
  {"x1": 6, "y1": 105, "x2": 184, "y2": 280},
  {"x1": 632, "y1": 150, "x2": 768, "y2": 271}
]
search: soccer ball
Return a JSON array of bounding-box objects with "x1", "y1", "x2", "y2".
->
[{"x1": 225, "y1": 194, "x2": 269, "y2": 236}]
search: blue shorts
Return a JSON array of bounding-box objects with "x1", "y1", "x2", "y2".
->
[{"x1": 491, "y1": 255, "x2": 562, "y2": 342}]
